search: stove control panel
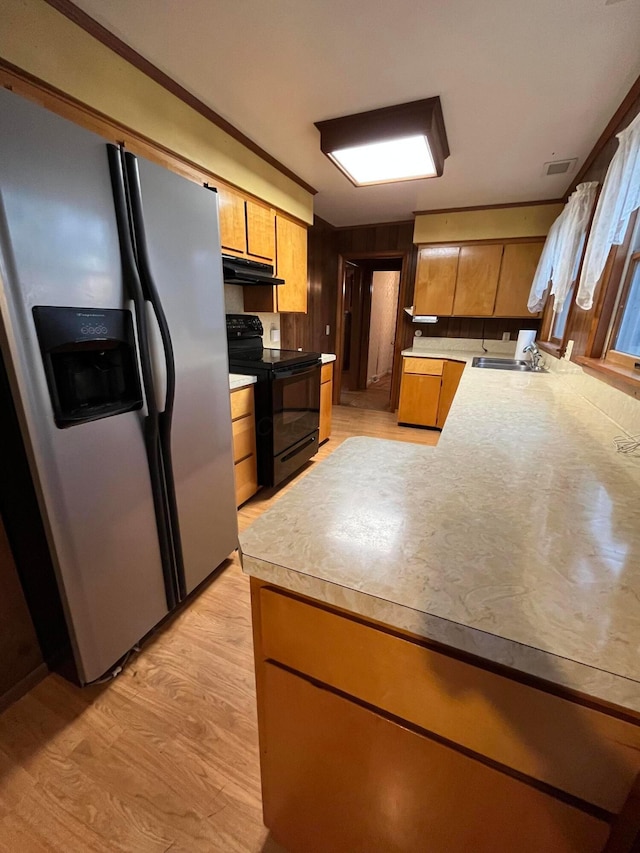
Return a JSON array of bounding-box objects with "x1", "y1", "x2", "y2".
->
[{"x1": 226, "y1": 313, "x2": 263, "y2": 338}]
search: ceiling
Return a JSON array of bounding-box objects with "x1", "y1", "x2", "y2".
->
[{"x1": 73, "y1": 0, "x2": 640, "y2": 227}]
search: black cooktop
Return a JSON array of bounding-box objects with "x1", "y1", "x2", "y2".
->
[{"x1": 232, "y1": 347, "x2": 319, "y2": 367}]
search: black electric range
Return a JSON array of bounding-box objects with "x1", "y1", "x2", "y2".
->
[{"x1": 226, "y1": 315, "x2": 322, "y2": 487}]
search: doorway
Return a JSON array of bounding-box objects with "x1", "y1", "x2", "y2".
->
[{"x1": 338, "y1": 256, "x2": 403, "y2": 412}]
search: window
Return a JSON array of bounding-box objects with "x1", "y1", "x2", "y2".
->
[
  {"x1": 604, "y1": 220, "x2": 640, "y2": 373},
  {"x1": 614, "y1": 255, "x2": 640, "y2": 358},
  {"x1": 551, "y1": 283, "x2": 575, "y2": 343},
  {"x1": 580, "y1": 209, "x2": 640, "y2": 384}
]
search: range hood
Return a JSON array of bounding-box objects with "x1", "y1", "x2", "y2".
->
[
  {"x1": 404, "y1": 307, "x2": 438, "y2": 323},
  {"x1": 222, "y1": 254, "x2": 285, "y2": 286}
]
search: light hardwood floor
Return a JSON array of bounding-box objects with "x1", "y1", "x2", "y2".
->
[
  {"x1": 0, "y1": 408, "x2": 438, "y2": 853},
  {"x1": 339, "y1": 373, "x2": 393, "y2": 412}
]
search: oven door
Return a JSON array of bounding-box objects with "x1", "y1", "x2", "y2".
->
[{"x1": 271, "y1": 363, "x2": 321, "y2": 456}]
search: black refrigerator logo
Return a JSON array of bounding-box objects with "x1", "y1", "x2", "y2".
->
[{"x1": 77, "y1": 312, "x2": 108, "y2": 336}]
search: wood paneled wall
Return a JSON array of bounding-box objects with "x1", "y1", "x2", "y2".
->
[
  {"x1": 281, "y1": 220, "x2": 417, "y2": 353},
  {"x1": 0, "y1": 351, "x2": 69, "y2": 705},
  {"x1": 564, "y1": 80, "x2": 640, "y2": 361},
  {"x1": 0, "y1": 514, "x2": 44, "y2": 708},
  {"x1": 425, "y1": 317, "x2": 540, "y2": 340}
]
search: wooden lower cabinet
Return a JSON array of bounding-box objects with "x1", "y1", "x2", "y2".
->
[
  {"x1": 397, "y1": 372, "x2": 441, "y2": 426},
  {"x1": 262, "y1": 664, "x2": 607, "y2": 853},
  {"x1": 319, "y1": 362, "x2": 333, "y2": 444},
  {"x1": 437, "y1": 359, "x2": 465, "y2": 428},
  {"x1": 230, "y1": 386, "x2": 259, "y2": 507},
  {"x1": 251, "y1": 581, "x2": 640, "y2": 853},
  {"x1": 398, "y1": 357, "x2": 463, "y2": 429}
]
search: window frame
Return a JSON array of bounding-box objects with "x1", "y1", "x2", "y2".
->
[
  {"x1": 572, "y1": 210, "x2": 640, "y2": 395},
  {"x1": 604, "y1": 248, "x2": 640, "y2": 372}
]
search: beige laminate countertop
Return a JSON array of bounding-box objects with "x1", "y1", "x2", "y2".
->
[
  {"x1": 229, "y1": 373, "x2": 257, "y2": 391},
  {"x1": 240, "y1": 351, "x2": 640, "y2": 712}
]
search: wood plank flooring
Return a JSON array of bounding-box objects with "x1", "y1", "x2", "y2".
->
[
  {"x1": 0, "y1": 407, "x2": 438, "y2": 852},
  {"x1": 339, "y1": 372, "x2": 393, "y2": 411}
]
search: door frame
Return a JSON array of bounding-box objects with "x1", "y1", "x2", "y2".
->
[{"x1": 334, "y1": 250, "x2": 410, "y2": 410}]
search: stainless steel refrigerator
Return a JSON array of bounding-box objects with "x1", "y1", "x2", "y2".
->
[{"x1": 0, "y1": 88, "x2": 239, "y2": 684}]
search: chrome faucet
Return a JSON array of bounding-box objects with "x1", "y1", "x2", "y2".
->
[{"x1": 523, "y1": 342, "x2": 544, "y2": 371}]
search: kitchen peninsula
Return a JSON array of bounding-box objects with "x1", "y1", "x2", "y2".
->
[{"x1": 240, "y1": 355, "x2": 640, "y2": 853}]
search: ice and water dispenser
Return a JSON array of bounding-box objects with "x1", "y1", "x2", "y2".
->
[{"x1": 33, "y1": 306, "x2": 143, "y2": 428}]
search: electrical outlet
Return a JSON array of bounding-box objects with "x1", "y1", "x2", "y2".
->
[
  {"x1": 325, "y1": 325, "x2": 330, "y2": 336},
  {"x1": 502, "y1": 332, "x2": 510, "y2": 342}
]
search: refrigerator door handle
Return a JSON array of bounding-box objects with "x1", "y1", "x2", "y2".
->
[
  {"x1": 106, "y1": 143, "x2": 180, "y2": 609},
  {"x1": 123, "y1": 150, "x2": 187, "y2": 601},
  {"x1": 145, "y1": 302, "x2": 168, "y2": 413}
]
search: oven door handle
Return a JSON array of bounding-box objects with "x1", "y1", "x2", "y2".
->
[{"x1": 273, "y1": 363, "x2": 320, "y2": 379}]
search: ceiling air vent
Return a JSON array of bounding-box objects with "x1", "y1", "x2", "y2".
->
[{"x1": 543, "y1": 158, "x2": 577, "y2": 177}]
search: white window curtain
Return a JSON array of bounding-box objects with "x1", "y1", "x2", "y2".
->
[
  {"x1": 527, "y1": 216, "x2": 562, "y2": 313},
  {"x1": 527, "y1": 182, "x2": 599, "y2": 314},
  {"x1": 551, "y1": 181, "x2": 599, "y2": 312},
  {"x1": 576, "y1": 111, "x2": 640, "y2": 310}
]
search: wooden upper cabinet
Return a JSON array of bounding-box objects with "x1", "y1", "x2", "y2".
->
[
  {"x1": 494, "y1": 242, "x2": 544, "y2": 317},
  {"x1": 217, "y1": 187, "x2": 247, "y2": 255},
  {"x1": 246, "y1": 200, "x2": 275, "y2": 263},
  {"x1": 275, "y1": 215, "x2": 308, "y2": 313},
  {"x1": 452, "y1": 244, "x2": 504, "y2": 316},
  {"x1": 414, "y1": 247, "x2": 459, "y2": 316},
  {"x1": 217, "y1": 188, "x2": 275, "y2": 264}
]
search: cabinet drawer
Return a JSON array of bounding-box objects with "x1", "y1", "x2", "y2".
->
[
  {"x1": 232, "y1": 414, "x2": 255, "y2": 463},
  {"x1": 230, "y1": 386, "x2": 254, "y2": 420},
  {"x1": 234, "y1": 454, "x2": 257, "y2": 507},
  {"x1": 262, "y1": 662, "x2": 609, "y2": 853},
  {"x1": 402, "y1": 356, "x2": 444, "y2": 375},
  {"x1": 258, "y1": 587, "x2": 640, "y2": 813},
  {"x1": 320, "y1": 362, "x2": 333, "y2": 384}
]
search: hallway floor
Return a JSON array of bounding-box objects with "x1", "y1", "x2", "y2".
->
[
  {"x1": 0, "y1": 407, "x2": 438, "y2": 853},
  {"x1": 339, "y1": 372, "x2": 393, "y2": 411}
]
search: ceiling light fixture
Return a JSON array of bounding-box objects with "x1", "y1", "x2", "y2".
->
[{"x1": 315, "y1": 97, "x2": 449, "y2": 187}]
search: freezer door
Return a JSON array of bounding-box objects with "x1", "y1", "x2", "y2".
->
[
  {"x1": 134, "y1": 156, "x2": 239, "y2": 595},
  {"x1": 0, "y1": 88, "x2": 169, "y2": 682}
]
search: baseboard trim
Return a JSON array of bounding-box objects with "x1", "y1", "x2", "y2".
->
[{"x1": 0, "y1": 663, "x2": 49, "y2": 714}]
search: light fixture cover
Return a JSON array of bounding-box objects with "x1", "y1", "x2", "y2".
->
[
  {"x1": 330, "y1": 135, "x2": 437, "y2": 186},
  {"x1": 315, "y1": 97, "x2": 449, "y2": 187}
]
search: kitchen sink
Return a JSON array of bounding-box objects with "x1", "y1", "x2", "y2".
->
[{"x1": 471, "y1": 357, "x2": 546, "y2": 372}]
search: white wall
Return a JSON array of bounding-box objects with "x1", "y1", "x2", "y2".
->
[{"x1": 367, "y1": 271, "x2": 400, "y2": 384}]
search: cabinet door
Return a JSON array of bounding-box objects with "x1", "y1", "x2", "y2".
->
[
  {"x1": 452, "y1": 244, "x2": 504, "y2": 316},
  {"x1": 246, "y1": 200, "x2": 275, "y2": 262},
  {"x1": 494, "y1": 242, "x2": 544, "y2": 317},
  {"x1": 218, "y1": 187, "x2": 246, "y2": 254},
  {"x1": 414, "y1": 246, "x2": 459, "y2": 316},
  {"x1": 397, "y1": 373, "x2": 441, "y2": 426},
  {"x1": 275, "y1": 216, "x2": 307, "y2": 313},
  {"x1": 319, "y1": 377, "x2": 332, "y2": 444},
  {"x1": 261, "y1": 663, "x2": 608, "y2": 853}
]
